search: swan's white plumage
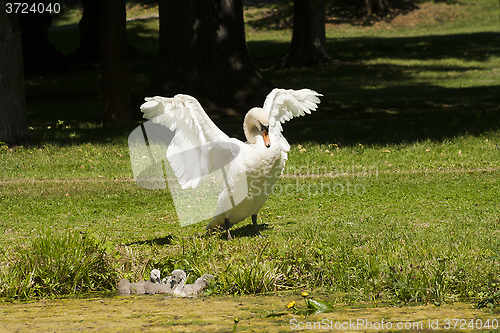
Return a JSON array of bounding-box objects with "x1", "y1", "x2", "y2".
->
[
  {"x1": 141, "y1": 89, "x2": 321, "y2": 234},
  {"x1": 263, "y1": 88, "x2": 322, "y2": 152},
  {"x1": 141, "y1": 95, "x2": 230, "y2": 189}
]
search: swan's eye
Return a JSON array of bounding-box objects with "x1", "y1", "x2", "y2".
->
[{"x1": 261, "y1": 124, "x2": 269, "y2": 132}]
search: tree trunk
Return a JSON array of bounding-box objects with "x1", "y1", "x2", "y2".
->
[
  {"x1": 0, "y1": 2, "x2": 31, "y2": 144},
  {"x1": 151, "y1": 0, "x2": 272, "y2": 111},
  {"x1": 359, "y1": 0, "x2": 388, "y2": 17},
  {"x1": 278, "y1": 0, "x2": 331, "y2": 68},
  {"x1": 100, "y1": 0, "x2": 131, "y2": 126},
  {"x1": 68, "y1": 0, "x2": 101, "y2": 62},
  {"x1": 18, "y1": 1, "x2": 64, "y2": 73}
]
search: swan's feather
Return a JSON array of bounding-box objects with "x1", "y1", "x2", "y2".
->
[
  {"x1": 263, "y1": 88, "x2": 322, "y2": 152},
  {"x1": 141, "y1": 95, "x2": 231, "y2": 189}
]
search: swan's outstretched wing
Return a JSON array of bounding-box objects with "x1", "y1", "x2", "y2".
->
[
  {"x1": 263, "y1": 88, "x2": 322, "y2": 151},
  {"x1": 141, "y1": 94, "x2": 234, "y2": 189}
]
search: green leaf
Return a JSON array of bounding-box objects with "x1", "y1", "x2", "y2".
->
[{"x1": 305, "y1": 298, "x2": 334, "y2": 314}]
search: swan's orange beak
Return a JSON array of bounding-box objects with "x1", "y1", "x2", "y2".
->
[{"x1": 262, "y1": 128, "x2": 271, "y2": 148}]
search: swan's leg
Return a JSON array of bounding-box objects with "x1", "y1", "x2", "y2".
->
[
  {"x1": 252, "y1": 214, "x2": 262, "y2": 237},
  {"x1": 224, "y1": 218, "x2": 232, "y2": 240}
]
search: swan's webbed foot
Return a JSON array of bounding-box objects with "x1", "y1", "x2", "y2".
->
[
  {"x1": 224, "y1": 218, "x2": 232, "y2": 240},
  {"x1": 252, "y1": 214, "x2": 263, "y2": 237}
]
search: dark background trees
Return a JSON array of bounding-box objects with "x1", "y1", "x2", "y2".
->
[
  {"x1": 100, "y1": 0, "x2": 132, "y2": 126},
  {"x1": 359, "y1": 0, "x2": 388, "y2": 17},
  {"x1": 68, "y1": 0, "x2": 101, "y2": 62},
  {"x1": 1, "y1": 0, "x2": 459, "y2": 143},
  {"x1": 0, "y1": 1, "x2": 31, "y2": 144},
  {"x1": 150, "y1": 0, "x2": 272, "y2": 110},
  {"x1": 18, "y1": 1, "x2": 64, "y2": 74}
]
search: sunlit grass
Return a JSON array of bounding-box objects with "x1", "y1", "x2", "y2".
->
[
  {"x1": 1, "y1": 132, "x2": 499, "y2": 302},
  {"x1": 1, "y1": 0, "x2": 499, "y2": 306}
]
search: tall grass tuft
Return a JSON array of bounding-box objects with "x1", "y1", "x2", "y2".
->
[
  {"x1": 183, "y1": 240, "x2": 285, "y2": 295},
  {"x1": 0, "y1": 231, "x2": 116, "y2": 299},
  {"x1": 219, "y1": 253, "x2": 284, "y2": 294}
]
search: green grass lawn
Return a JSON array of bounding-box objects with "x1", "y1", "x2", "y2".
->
[{"x1": 1, "y1": 0, "x2": 499, "y2": 306}]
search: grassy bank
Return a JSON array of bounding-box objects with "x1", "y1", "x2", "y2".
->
[
  {"x1": 2, "y1": 135, "x2": 499, "y2": 304},
  {"x1": 1, "y1": 0, "x2": 499, "y2": 306}
]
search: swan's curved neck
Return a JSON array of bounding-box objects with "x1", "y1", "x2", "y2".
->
[{"x1": 244, "y1": 108, "x2": 270, "y2": 146}]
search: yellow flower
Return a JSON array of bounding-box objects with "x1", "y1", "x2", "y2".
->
[
  {"x1": 302, "y1": 292, "x2": 309, "y2": 298},
  {"x1": 287, "y1": 301, "x2": 296, "y2": 309}
]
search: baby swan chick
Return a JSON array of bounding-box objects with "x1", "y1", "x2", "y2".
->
[
  {"x1": 118, "y1": 269, "x2": 161, "y2": 295},
  {"x1": 146, "y1": 269, "x2": 186, "y2": 294},
  {"x1": 118, "y1": 279, "x2": 146, "y2": 295},
  {"x1": 150, "y1": 269, "x2": 161, "y2": 283},
  {"x1": 172, "y1": 274, "x2": 214, "y2": 297},
  {"x1": 118, "y1": 278, "x2": 131, "y2": 295},
  {"x1": 142, "y1": 268, "x2": 163, "y2": 294}
]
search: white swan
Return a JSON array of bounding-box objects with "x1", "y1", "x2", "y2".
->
[{"x1": 141, "y1": 88, "x2": 321, "y2": 239}]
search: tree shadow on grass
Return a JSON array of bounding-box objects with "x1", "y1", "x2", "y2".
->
[
  {"x1": 331, "y1": 32, "x2": 500, "y2": 63},
  {"x1": 28, "y1": 30, "x2": 500, "y2": 148},
  {"x1": 126, "y1": 235, "x2": 174, "y2": 246},
  {"x1": 248, "y1": 31, "x2": 500, "y2": 146},
  {"x1": 250, "y1": 31, "x2": 500, "y2": 70}
]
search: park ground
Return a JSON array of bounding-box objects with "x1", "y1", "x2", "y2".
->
[{"x1": 1, "y1": 0, "x2": 500, "y2": 331}]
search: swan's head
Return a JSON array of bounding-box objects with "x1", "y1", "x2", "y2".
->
[
  {"x1": 170, "y1": 269, "x2": 187, "y2": 288},
  {"x1": 150, "y1": 269, "x2": 161, "y2": 283},
  {"x1": 244, "y1": 108, "x2": 271, "y2": 148}
]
